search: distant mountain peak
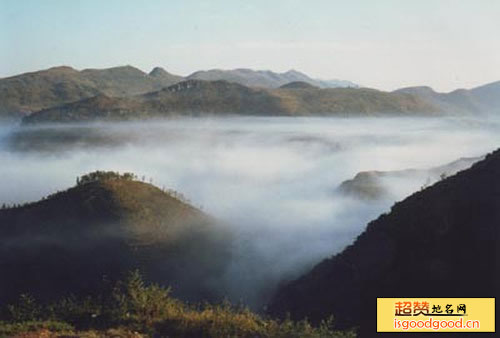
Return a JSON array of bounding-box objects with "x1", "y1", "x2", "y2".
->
[
  {"x1": 46, "y1": 65, "x2": 78, "y2": 72},
  {"x1": 397, "y1": 85, "x2": 436, "y2": 92},
  {"x1": 284, "y1": 69, "x2": 305, "y2": 76},
  {"x1": 149, "y1": 66, "x2": 170, "y2": 77},
  {"x1": 81, "y1": 65, "x2": 145, "y2": 75}
]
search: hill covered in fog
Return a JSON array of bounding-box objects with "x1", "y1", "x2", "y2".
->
[
  {"x1": 269, "y1": 148, "x2": 499, "y2": 333},
  {"x1": 338, "y1": 156, "x2": 482, "y2": 200},
  {"x1": 0, "y1": 171, "x2": 231, "y2": 304}
]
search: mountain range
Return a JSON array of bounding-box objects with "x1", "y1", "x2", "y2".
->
[
  {"x1": 268, "y1": 149, "x2": 500, "y2": 334},
  {"x1": 187, "y1": 68, "x2": 358, "y2": 89},
  {"x1": 1, "y1": 65, "x2": 498, "y2": 122},
  {"x1": 22, "y1": 79, "x2": 440, "y2": 123},
  {"x1": 0, "y1": 66, "x2": 356, "y2": 119}
]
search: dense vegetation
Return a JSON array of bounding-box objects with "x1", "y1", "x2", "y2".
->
[
  {"x1": 76, "y1": 170, "x2": 138, "y2": 186},
  {"x1": 0, "y1": 272, "x2": 355, "y2": 338},
  {"x1": 269, "y1": 149, "x2": 500, "y2": 335}
]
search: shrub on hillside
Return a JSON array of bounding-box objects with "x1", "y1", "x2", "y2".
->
[{"x1": 2, "y1": 271, "x2": 356, "y2": 337}]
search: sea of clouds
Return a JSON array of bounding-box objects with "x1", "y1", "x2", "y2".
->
[{"x1": 1, "y1": 116, "x2": 499, "y2": 308}]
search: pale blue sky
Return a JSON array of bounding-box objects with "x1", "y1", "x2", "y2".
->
[{"x1": 1, "y1": 0, "x2": 499, "y2": 91}]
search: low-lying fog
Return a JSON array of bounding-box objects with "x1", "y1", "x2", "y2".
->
[{"x1": 1, "y1": 116, "x2": 499, "y2": 308}]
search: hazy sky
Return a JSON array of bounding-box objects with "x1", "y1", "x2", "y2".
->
[{"x1": 1, "y1": 0, "x2": 499, "y2": 91}]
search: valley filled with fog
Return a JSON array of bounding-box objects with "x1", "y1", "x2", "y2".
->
[{"x1": 1, "y1": 116, "x2": 499, "y2": 308}]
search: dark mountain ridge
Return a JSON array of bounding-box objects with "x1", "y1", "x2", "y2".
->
[{"x1": 269, "y1": 149, "x2": 500, "y2": 333}]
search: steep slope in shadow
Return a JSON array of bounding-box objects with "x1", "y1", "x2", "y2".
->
[
  {"x1": 268, "y1": 149, "x2": 499, "y2": 333},
  {"x1": 0, "y1": 172, "x2": 231, "y2": 304}
]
